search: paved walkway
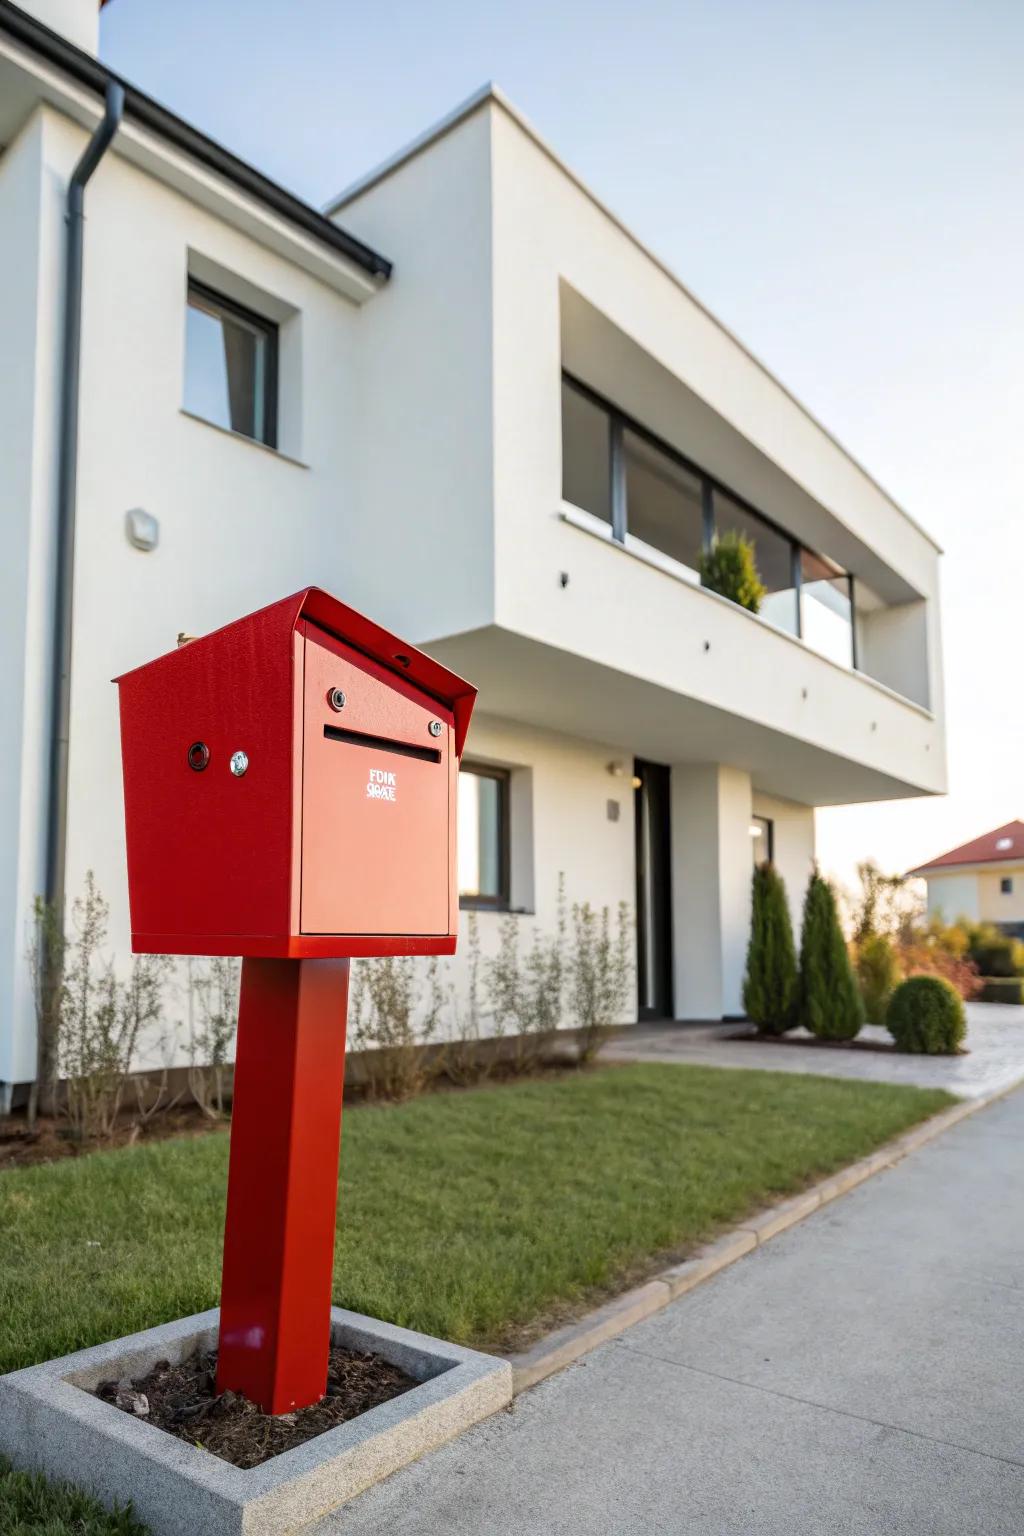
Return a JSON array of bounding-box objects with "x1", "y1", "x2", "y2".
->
[
  {"x1": 322, "y1": 1089, "x2": 1024, "y2": 1535},
  {"x1": 608, "y1": 1001, "x2": 1024, "y2": 1099}
]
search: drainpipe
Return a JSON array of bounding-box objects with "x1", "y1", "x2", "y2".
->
[{"x1": 37, "y1": 81, "x2": 125, "y2": 1108}]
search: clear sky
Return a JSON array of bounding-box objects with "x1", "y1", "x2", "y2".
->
[{"x1": 100, "y1": 0, "x2": 1024, "y2": 894}]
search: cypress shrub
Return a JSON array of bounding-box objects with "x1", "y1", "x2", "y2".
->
[
  {"x1": 887, "y1": 975, "x2": 966, "y2": 1054},
  {"x1": 743, "y1": 863, "x2": 798, "y2": 1034},
  {"x1": 856, "y1": 932, "x2": 901, "y2": 1024},
  {"x1": 698, "y1": 530, "x2": 766, "y2": 613},
  {"x1": 798, "y1": 870, "x2": 863, "y2": 1041}
]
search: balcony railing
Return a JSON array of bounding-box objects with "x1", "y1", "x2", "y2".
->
[{"x1": 561, "y1": 374, "x2": 857, "y2": 670}]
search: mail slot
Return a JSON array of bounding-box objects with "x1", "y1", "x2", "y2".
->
[{"x1": 114, "y1": 587, "x2": 477, "y2": 958}]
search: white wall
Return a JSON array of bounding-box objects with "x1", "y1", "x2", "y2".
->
[
  {"x1": 670, "y1": 764, "x2": 753, "y2": 1019},
  {"x1": 0, "y1": 112, "x2": 68, "y2": 1088},
  {"x1": 925, "y1": 872, "x2": 980, "y2": 924},
  {"x1": 434, "y1": 713, "x2": 637, "y2": 1033},
  {"x1": 753, "y1": 792, "x2": 816, "y2": 940},
  {"x1": 978, "y1": 868, "x2": 1024, "y2": 924},
  {"x1": 17, "y1": 0, "x2": 98, "y2": 53}
]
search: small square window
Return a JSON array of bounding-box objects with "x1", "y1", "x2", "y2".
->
[
  {"x1": 1001, "y1": 877, "x2": 1014, "y2": 895},
  {"x1": 184, "y1": 280, "x2": 278, "y2": 447},
  {"x1": 458, "y1": 765, "x2": 510, "y2": 908}
]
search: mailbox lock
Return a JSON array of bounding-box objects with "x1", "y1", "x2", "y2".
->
[
  {"x1": 187, "y1": 741, "x2": 210, "y2": 772},
  {"x1": 230, "y1": 750, "x2": 249, "y2": 777},
  {"x1": 327, "y1": 687, "x2": 347, "y2": 712},
  {"x1": 428, "y1": 720, "x2": 443, "y2": 738}
]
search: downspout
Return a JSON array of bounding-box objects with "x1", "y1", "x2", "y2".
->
[{"x1": 37, "y1": 81, "x2": 125, "y2": 1107}]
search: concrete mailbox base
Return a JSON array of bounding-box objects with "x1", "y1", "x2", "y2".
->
[{"x1": 0, "y1": 1307, "x2": 512, "y2": 1536}]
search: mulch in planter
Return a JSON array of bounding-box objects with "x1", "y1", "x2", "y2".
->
[{"x1": 96, "y1": 1344, "x2": 416, "y2": 1469}]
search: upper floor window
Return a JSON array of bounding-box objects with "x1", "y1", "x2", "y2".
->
[
  {"x1": 184, "y1": 280, "x2": 278, "y2": 448},
  {"x1": 458, "y1": 764, "x2": 510, "y2": 909},
  {"x1": 1001, "y1": 877, "x2": 1014, "y2": 895},
  {"x1": 560, "y1": 372, "x2": 856, "y2": 669}
]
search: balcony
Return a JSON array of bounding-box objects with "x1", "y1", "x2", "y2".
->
[{"x1": 562, "y1": 374, "x2": 884, "y2": 690}]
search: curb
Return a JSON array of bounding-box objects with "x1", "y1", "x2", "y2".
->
[{"x1": 505, "y1": 1076, "x2": 1021, "y2": 1395}]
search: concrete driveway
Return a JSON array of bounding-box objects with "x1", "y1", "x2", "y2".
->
[
  {"x1": 320, "y1": 1087, "x2": 1024, "y2": 1535},
  {"x1": 608, "y1": 1001, "x2": 1024, "y2": 1099}
]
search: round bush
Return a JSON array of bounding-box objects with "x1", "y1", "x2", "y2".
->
[{"x1": 886, "y1": 975, "x2": 966, "y2": 1055}]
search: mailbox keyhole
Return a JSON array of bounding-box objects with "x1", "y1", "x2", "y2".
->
[
  {"x1": 187, "y1": 741, "x2": 210, "y2": 772},
  {"x1": 327, "y1": 687, "x2": 347, "y2": 712}
]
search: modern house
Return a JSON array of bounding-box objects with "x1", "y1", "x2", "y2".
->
[
  {"x1": 0, "y1": 0, "x2": 947, "y2": 1105},
  {"x1": 909, "y1": 822, "x2": 1024, "y2": 939}
]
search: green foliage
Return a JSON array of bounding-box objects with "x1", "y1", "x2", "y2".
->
[
  {"x1": 569, "y1": 900, "x2": 632, "y2": 1064},
  {"x1": 485, "y1": 875, "x2": 568, "y2": 1072},
  {"x1": 0, "y1": 1457, "x2": 145, "y2": 1536},
  {"x1": 798, "y1": 870, "x2": 863, "y2": 1041},
  {"x1": 698, "y1": 529, "x2": 766, "y2": 613},
  {"x1": 856, "y1": 932, "x2": 901, "y2": 1025},
  {"x1": 0, "y1": 1066, "x2": 952, "y2": 1372},
  {"x1": 852, "y1": 860, "x2": 914, "y2": 944},
  {"x1": 886, "y1": 975, "x2": 966, "y2": 1055},
  {"x1": 970, "y1": 921, "x2": 1024, "y2": 983},
  {"x1": 743, "y1": 863, "x2": 798, "y2": 1034},
  {"x1": 978, "y1": 977, "x2": 1024, "y2": 1004}
]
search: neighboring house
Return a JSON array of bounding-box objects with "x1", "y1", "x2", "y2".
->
[
  {"x1": 909, "y1": 822, "x2": 1024, "y2": 939},
  {"x1": 0, "y1": 0, "x2": 948, "y2": 1106}
]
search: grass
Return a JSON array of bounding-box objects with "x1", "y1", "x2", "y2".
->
[
  {"x1": 0, "y1": 1458, "x2": 145, "y2": 1536},
  {"x1": 0, "y1": 1062, "x2": 953, "y2": 1375}
]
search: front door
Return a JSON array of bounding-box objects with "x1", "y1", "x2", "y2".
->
[{"x1": 634, "y1": 759, "x2": 673, "y2": 1020}]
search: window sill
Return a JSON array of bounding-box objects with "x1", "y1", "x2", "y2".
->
[
  {"x1": 180, "y1": 409, "x2": 309, "y2": 468},
  {"x1": 558, "y1": 503, "x2": 935, "y2": 721},
  {"x1": 459, "y1": 900, "x2": 535, "y2": 916}
]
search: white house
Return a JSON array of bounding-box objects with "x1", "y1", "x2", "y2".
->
[
  {"x1": 0, "y1": 0, "x2": 947, "y2": 1105},
  {"x1": 909, "y1": 822, "x2": 1024, "y2": 939}
]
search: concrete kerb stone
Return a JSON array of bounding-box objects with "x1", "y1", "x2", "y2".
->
[
  {"x1": 505, "y1": 1080, "x2": 1019, "y2": 1394},
  {"x1": 0, "y1": 1307, "x2": 511, "y2": 1536},
  {"x1": 509, "y1": 1281, "x2": 671, "y2": 1394}
]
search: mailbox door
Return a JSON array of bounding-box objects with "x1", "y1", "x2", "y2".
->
[{"x1": 299, "y1": 624, "x2": 452, "y2": 935}]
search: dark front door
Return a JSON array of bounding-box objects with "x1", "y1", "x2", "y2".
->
[{"x1": 634, "y1": 759, "x2": 673, "y2": 1020}]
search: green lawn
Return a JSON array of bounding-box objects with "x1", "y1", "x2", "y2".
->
[
  {"x1": 0, "y1": 1459, "x2": 144, "y2": 1536},
  {"x1": 0, "y1": 1063, "x2": 952, "y2": 1376}
]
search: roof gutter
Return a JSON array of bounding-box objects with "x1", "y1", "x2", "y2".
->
[{"x1": 0, "y1": 0, "x2": 391, "y2": 279}]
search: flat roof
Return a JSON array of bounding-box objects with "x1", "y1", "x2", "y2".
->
[{"x1": 328, "y1": 82, "x2": 941, "y2": 555}]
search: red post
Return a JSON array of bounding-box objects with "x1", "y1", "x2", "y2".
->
[{"x1": 217, "y1": 957, "x2": 350, "y2": 1414}]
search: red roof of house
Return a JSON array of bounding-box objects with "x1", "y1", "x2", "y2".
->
[{"x1": 909, "y1": 820, "x2": 1024, "y2": 876}]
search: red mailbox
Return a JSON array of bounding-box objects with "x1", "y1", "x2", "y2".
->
[
  {"x1": 115, "y1": 589, "x2": 476, "y2": 1415},
  {"x1": 115, "y1": 586, "x2": 475, "y2": 959}
]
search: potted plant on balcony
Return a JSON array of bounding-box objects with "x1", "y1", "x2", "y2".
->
[{"x1": 699, "y1": 530, "x2": 766, "y2": 613}]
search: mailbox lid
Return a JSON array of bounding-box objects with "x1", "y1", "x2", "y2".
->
[{"x1": 299, "y1": 623, "x2": 453, "y2": 936}]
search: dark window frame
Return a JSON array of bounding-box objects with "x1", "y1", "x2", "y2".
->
[
  {"x1": 561, "y1": 371, "x2": 858, "y2": 668},
  {"x1": 752, "y1": 814, "x2": 775, "y2": 866},
  {"x1": 458, "y1": 762, "x2": 512, "y2": 912},
  {"x1": 186, "y1": 278, "x2": 279, "y2": 449},
  {"x1": 1001, "y1": 876, "x2": 1014, "y2": 896}
]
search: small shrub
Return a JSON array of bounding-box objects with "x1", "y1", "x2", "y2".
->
[
  {"x1": 698, "y1": 530, "x2": 766, "y2": 613},
  {"x1": 978, "y1": 977, "x2": 1024, "y2": 1005},
  {"x1": 442, "y1": 912, "x2": 490, "y2": 1086},
  {"x1": 569, "y1": 901, "x2": 632, "y2": 1065},
  {"x1": 188, "y1": 955, "x2": 240, "y2": 1117},
  {"x1": 886, "y1": 975, "x2": 966, "y2": 1054},
  {"x1": 969, "y1": 935, "x2": 1019, "y2": 978},
  {"x1": 485, "y1": 875, "x2": 568, "y2": 1074},
  {"x1": 798, "y1": 870, "x2": 863, "y2": 1041},
  {"x1": 743, "y1": 863, "x2": 798, "y2": 1034},
  {"x1": 351, "y1": 956, "x2": 443, "y2": 1100},
  {"x1": 856, "y1": 932, "x2": 901, "y2": 1025}
]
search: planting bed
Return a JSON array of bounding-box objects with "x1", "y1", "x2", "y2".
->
[{"x1": 96, "y1": 1343, "x2": 415, "y2": 1469}]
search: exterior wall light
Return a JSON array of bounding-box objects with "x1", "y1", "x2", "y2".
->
[{"x1": 125, "y1": 507, "x2": 159, "y2": 551}]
